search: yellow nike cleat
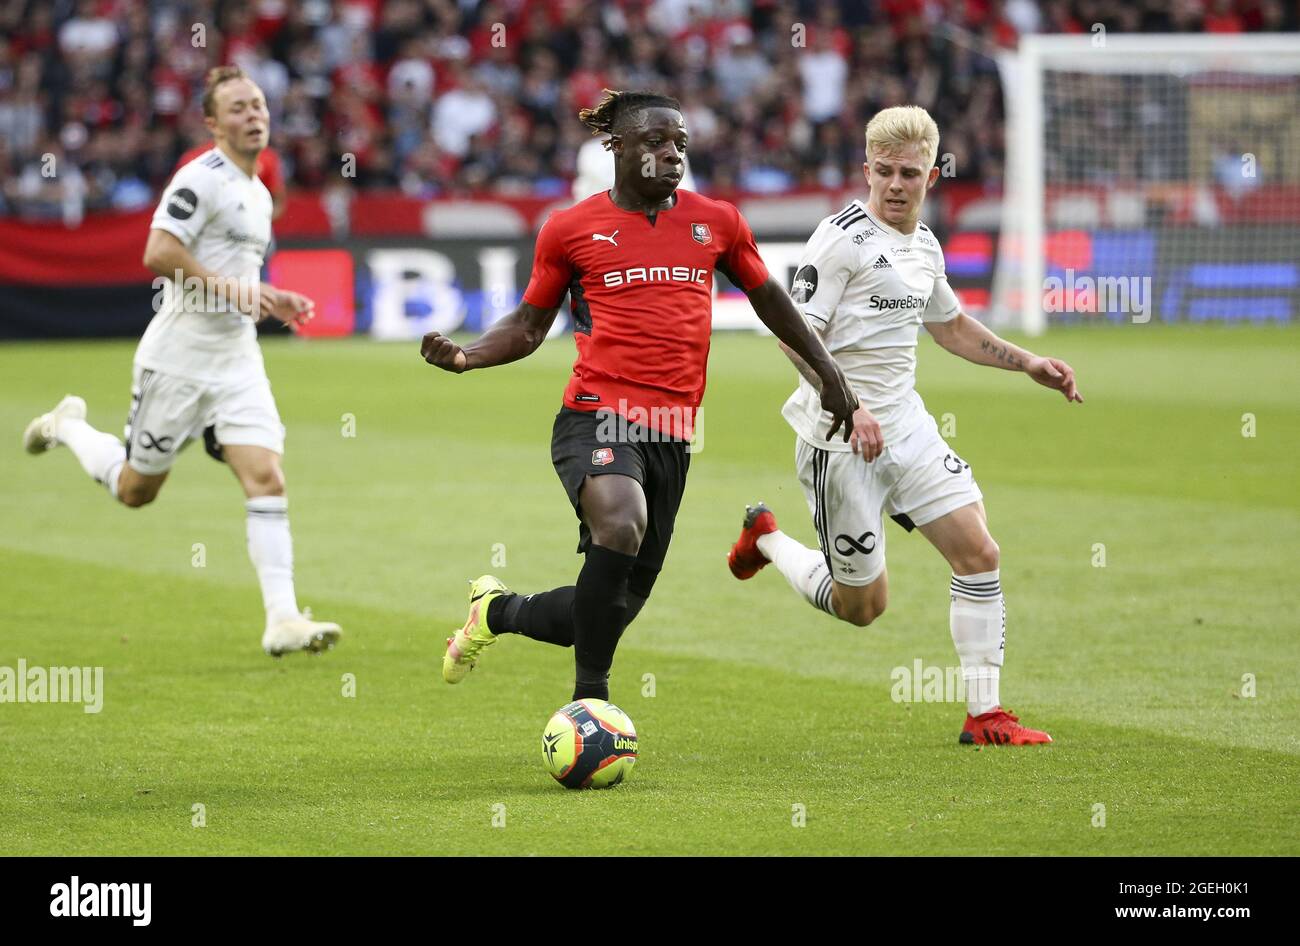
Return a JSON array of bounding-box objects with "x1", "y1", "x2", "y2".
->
[{"x1": 442, "y1": 575, "x2": 510, "y2": 684}]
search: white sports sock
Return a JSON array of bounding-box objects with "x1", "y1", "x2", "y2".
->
[
  {"x1": 757, "y1": 529, "x2": 834, "y2": 614},
  {"x1": 246, "y1": 496, "x2": 300, "y2": 626},
  {"x1": 949, "y1": 569, "x2": 1005, "y2": 717},
  {"x1": 58, "y1": 417, "x2": 125, "y2": 498}
]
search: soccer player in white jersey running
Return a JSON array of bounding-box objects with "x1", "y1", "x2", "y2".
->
[
  {"x1": 22, "y1": 66, "x2": 341, "y2": 658},
  {"x1": 728, "y1": 106, "x2": 1082, "y2": 746}
]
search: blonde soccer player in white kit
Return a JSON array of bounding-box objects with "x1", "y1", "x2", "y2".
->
[
  {"x1": 728, "y1": 106, "x2": 1082, "y2": 745},
  {"x1": 23, "y1": 66, "x2": 341, "y2": 657}
]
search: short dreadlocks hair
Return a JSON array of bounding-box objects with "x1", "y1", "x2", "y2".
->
[
  {"x1": 202, "y1": 66, "x2": 251, "y2": 118},
  {"x1": 578, "y1": 89, "x2": 682, "y2": 141}
]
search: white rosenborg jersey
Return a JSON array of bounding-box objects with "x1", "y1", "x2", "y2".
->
[
  {"x1": 782, "y1": 199, "x2": 961, "y2": 450},
  {"x1": 136, "y1": 147, "x2": 273, "y2": 382}
]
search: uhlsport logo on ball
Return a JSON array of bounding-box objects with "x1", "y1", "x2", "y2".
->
[{"x1": 541, "y1": 699, "x2": 637, "y2": 789}]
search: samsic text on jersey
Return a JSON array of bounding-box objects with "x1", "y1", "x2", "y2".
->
[{"x1": 522, "y1": 190, "x2": 769, "y2": 440}]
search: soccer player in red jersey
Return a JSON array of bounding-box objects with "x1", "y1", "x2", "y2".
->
[{"x1": 421, "y1": 90, "x2": 858, "y2": 702}]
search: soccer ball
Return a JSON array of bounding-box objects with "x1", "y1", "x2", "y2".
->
[{"x1": 541, "y1": 699, "x2": 638, "y2": 789}]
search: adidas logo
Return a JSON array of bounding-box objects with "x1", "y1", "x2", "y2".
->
[{"x1": 872, "y1": 255, "x2": 891, "y2": 270}]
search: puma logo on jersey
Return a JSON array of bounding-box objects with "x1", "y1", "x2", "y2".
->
[
  {"x1": 872, "y1": 255, "x2": 891, "y2": 269},
  {"x1": 592, "y1": 230, "x2": 619, "y2": 247}
]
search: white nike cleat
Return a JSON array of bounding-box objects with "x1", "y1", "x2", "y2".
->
[
  {"x1": 23, "y1": 394, "x2": 87, "y2": 454},
  {"x1": 262, "y1": 609, "x2": 342, "y2": 657}
]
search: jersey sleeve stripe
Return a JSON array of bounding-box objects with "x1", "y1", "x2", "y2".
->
[
  {"x1": 830, "y1": 204, "x2": 860, "y2": 227},
  {"x1": 833, "y1": 210, "x2": 867, "y2": 230}
]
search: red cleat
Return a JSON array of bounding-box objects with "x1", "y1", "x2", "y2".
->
[
  {"x1": 727, "y1": 502, "x2": 779, "y2": 580},
  {"x1": 959, "y1": 708, "x2": 1053, "y2": 746}
]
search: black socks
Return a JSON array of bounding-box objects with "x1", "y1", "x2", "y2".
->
[
  {"x1": 488, "y1": 587, "x2": 649, "y2": 650},
  {"x1": 490, "y1": 587, "x2": 576, "y2": 646},
  {"x1": 572, "y1": 545, "x2": 636, "y2": 700},
  {"x1": 484, "y1": 545, "x2": 647, "y2": 702}
]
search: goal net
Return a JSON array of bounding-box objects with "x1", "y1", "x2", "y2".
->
[{"x1": 993, "y1": 34, "x2": 1300, "y2": 334}]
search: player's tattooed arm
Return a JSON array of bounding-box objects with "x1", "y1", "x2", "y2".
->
[
  {"x1": 978, "y1": 337, "x2": 1028, "y2": 370},
  {"x1": 926, "y1": 314, "x2": 1083, "y2": 402},
  {"x1": 421, "y1": 302, "x2": 560, "y2": 373},
  {"x1": 926, "y1": 313, "x2": 1032, "y2": 369},
  {"x1": 745, "y1": 275, "x2": 857, "y2": 441}
]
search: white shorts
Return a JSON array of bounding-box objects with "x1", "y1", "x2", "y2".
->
[
  {"x1": 124, "y1": 364, "x2": 285, "y2": 475},
  {"x1": 795, "y1": 414, "x2": 983, "y2": 587}
]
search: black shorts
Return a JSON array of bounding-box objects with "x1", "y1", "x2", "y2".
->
[{"x1": 551, "y1": 406, "x2": 691, "y2": 576}]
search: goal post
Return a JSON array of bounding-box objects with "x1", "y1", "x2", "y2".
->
[{"x1": 993, "y1": 33, "x2": 1300, "y2": 335}]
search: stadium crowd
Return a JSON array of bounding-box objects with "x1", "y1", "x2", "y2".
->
[{"x1": 1, "y1": 0, "x2": 1295, "y2": 219}]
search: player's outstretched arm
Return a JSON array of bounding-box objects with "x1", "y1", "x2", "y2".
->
[
  {"x1": 143, "y1": 229, "x2": 312, "y2": 327},
  {"x1": 746, "y1": 276, "x2": 857, "y2": 440},
  {"x1": 144, "y1": 228, "x2": 224, "y2": 287},
  {"x1": 420, "y1": 301, "x2": 560, "y2": 374},
  {"x1": 925, "y1": 313, "x2": 1083, "y2": 402}
]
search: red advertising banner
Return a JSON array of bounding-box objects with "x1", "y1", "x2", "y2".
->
[
  {"x1": 0, "y1": 211, "x2": 152, "y2": 285},
  {"x1": 266, "y1": 249, "x2": 355, "y2": 338}
]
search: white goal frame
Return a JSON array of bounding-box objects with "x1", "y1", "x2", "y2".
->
[{"x1": 996, "y1": 33, "x2": 1300, "y2": 335}]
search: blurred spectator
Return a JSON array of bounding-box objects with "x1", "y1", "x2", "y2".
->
[
  {"x1": 0, "y1": 0, "x2": 1296, "y2": 219},
  {"x1": 432, "y1": 64, "x2": 496, "y2": 158},
  {"x1": 58, "y1": 0, "x2": 119, "y2": 75}
]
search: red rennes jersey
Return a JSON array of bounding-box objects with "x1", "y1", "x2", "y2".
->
[{"x1": 522, "y1": 190, "x2": 770, "y2": 440}]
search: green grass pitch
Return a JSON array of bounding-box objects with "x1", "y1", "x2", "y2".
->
[{"x1": 1, "y1": 325, "x2": 1296, "y2": 855}]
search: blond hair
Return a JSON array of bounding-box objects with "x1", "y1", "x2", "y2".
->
[
  {"x1": 865, "y1": 106, "x2": 940, "y2": 169},
  {"x1": 202, "y1": 66, "x2": 251, "y2": 118}
]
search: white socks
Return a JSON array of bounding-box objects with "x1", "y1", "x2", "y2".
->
[
  {"x1": 57, "y1": 411, "x2": 300, "y2": 628},
  {"x1": 757, "y1": 530, "x2": 834, "y2": 614},
  {"x1": 754, "y1": 529, "x2": 1007, "y2": 716},
  {"x1": 58, "y1": 417, "x2": 125, "y2": 498},
  {"x1": 246, "y1": 496, "x2": 300, "y2": 627},
  {"x1": 950, "y1": 570, "x2": 1005, "y2": 717}
]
